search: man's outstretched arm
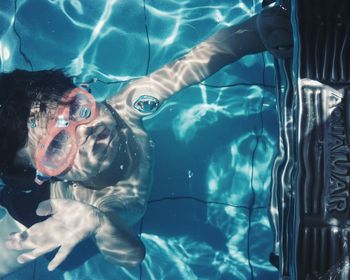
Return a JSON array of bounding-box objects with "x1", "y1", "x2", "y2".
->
[
  {"x1": 108, "y1": 13, "x2": 267, "y2": 118},
  {"x1": 109, "y1": 6, "x2": 292, "y2": 118}
]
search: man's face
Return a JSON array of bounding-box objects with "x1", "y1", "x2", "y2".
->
[{"x1": 27, "y1": 100, "x2": 120, "y2": 182}]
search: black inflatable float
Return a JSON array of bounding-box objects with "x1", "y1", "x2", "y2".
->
[{"x1": 269, "y1": 0, "x2": 350, "y2": 279}]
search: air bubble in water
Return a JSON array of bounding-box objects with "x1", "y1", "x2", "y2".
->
[{"x1": 149, "y1": 140, "x2": 155, "y2": 148}]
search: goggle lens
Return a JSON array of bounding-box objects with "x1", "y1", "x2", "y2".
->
[
  {"x1": 42, "y1": 130, "x2": 73, "y2": 169},
  {"x1": 69, "y1": 94, "x2": 93, "y2": 121}
]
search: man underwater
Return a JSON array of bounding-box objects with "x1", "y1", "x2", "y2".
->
[{"x1": 0, "y1": 4, "x2": 291, "y2": 277}]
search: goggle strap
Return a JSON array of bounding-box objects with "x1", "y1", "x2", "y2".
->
[{"x1": 35, "y1": 170, "x2": 51, "y2": 185}]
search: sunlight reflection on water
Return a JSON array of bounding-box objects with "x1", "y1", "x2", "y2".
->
[{"x1": 0, "y1": 0, "x2": 279, "y2": 279}]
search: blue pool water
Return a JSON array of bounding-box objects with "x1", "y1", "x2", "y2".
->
[{"x1": 0, "y1": 0, "x2": 279, "y2": 279}]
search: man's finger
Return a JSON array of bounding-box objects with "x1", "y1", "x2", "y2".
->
[
  {"x1": 36, "y1": 200, "x2": 55, "y2": 216},
  {"x1": 6, "y1": 231, "x2": 35, "y2": 250},
  {"x1": 17, "y1": 245, "x2": 57, "y2": 264},
  {"x1": 47, "y1": 242, "x2": 75, "y2": 271}
]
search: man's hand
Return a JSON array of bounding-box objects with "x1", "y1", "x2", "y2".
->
[{"x1": 5, "y1": 199, "x2": 103, "y2": 271}]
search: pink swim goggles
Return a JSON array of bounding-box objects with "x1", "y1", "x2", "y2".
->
[{"x1": 34, "y1": 88, "x2": 98, "y2": 185}]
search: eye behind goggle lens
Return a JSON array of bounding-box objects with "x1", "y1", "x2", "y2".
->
[
  {"x1": 70, "y1": 94, "x2": 92, "y2": 121},
  {"x1": 80, "y1": 107, "x2": 91, "y2": 119},
  {"x1": 42, "y1": 131, "x2": 73, "y2": 169}
]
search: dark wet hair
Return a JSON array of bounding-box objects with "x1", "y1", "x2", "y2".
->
[{"x1": 0, "y1": 69, "x2": 75, "y2": 181}]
